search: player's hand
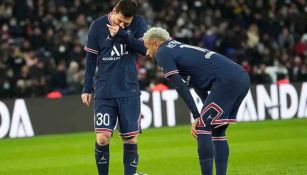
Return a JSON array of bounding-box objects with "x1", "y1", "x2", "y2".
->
[
  {"x1": 81, "y1": 93, "x2": 92, "y2": 107},
  {"x1": 107, "y1": 24, "x2": 123, "y2": 37},
  {"x1": 191, "y1": 118, "x2": 199, "y2": 138}
]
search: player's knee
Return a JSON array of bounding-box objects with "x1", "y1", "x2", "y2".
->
[
  {"x1": 96, "y1": 133, "x2": 112, "y2": 145},
  {"x1": 212, "y1": 124, "x2": 228, "y2": 137},
  {"x1": 122, "y1": 136, "x2": 137, "y2": 144}
]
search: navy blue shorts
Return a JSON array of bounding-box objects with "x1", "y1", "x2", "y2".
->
[
  {"x1": 94, "y1": 96, "x2": 141, "y2": 138},
  {"x1": 197, "y1": 72, "x2": 250, "y2": 133}
]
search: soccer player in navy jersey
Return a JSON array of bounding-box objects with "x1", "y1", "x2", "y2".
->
[
  {"x1": 81, "y1": 0, "x2": 147, "y2": 174},
  {"x1": 143, "y1": 27, "x2": 250, "y2": 175}
]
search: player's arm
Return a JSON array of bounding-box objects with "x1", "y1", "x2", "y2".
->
[
  {"x1": 117, "y1": 29, "x2": 146, "y2": 55},
  {"x1": 118, "y1": 17, "x2": 147, "y2": 55},
  {"x1": 167, "y1": 74, "x2": 200, "y2": 119},
  {"x1": 156, "y1": 50, "x2": 199, "y2": 119},
  {"x1": 82, "y1": 52, "x2": 97, "y2": 94},
  {"x1": 109, "y1": 17, "x2": 147, "y2": 55},
  {"x1": 82, "y1": 21, "x2": 99, "y2": 106}
]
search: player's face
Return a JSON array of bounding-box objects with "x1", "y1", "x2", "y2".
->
[
  {"x1": 144, "y1": 39, "x2": 159, "y2": 58},
  {"x1": 112, "y1": 11, "x2": 133, "y2": 28}
]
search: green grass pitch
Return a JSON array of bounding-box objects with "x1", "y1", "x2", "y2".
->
[{"x1": 0, "y1": 119, "x2": 306, "y2": 175}]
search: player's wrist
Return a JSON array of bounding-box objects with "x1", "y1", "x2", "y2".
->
[
  {"x1": 117, "y1": 27, "x2": 128, "y2": 38},
  {"x1": 192, "y1": 111, "x2": 200, "y2": 119},
  {"x1": 82, "y1": 88, "x2": 93, "y2": 94}
]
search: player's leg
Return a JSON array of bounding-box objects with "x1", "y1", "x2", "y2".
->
[
  {"x1": 212, "y1": 124, "x2": 229, "y2": 175},
  {"x1": 117, "y1": 96, "x2": 141, "y2": 175},
  {"x1": 212, "y1": 93, "x2": 245, "y2": 175},
  {"x1": 212, "y1": 76, "x2": 249, "y2": 175},
  {"x1": 122, "y1": 136, "x2": 138, "y2": 175},
  {"x1": 197, "y1": 131, "x2": 215, "y2": 175},
  {"x1": 95, "y1": 133, "x2": 112, "y2": 175},
  {"x1": 194, "y1": 87, "x2": 208, "y2": 104},
  {"x1": 94, "y1": 98, "x2": 118, "y2": 175},
  {"x1": 196, "y1": 102, "x2": 219, "y2": 175},
  {"x1": 196, "y1": 85, "x2": 238, "y2": 175}
]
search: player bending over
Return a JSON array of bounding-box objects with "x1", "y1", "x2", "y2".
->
[
  {"x1": 143, "y1": 27, "x2": 250, "y2": 175},
  {"x1": 81, "y1": 0, "x2": 147, "y2": 174}
]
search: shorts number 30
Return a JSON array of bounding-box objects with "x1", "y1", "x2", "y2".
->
[{"x1": 96, "y1": 113, "x2": 110, "y2": 126}]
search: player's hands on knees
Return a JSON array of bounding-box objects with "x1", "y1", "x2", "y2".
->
[
  {"x1": 81, "y1": 93, "x2": 92, "y2": 107},
  {"x1": 107, "y1": 24, "x2": 123, "y2": 37},
  {"x1": 191, "y1": 118, "x2": 199, "y2": 138}
]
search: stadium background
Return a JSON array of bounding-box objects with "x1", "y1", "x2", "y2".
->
[
  {"x1": 0, "y1": 0, "x2": 307, "y2": 175},
  {"x1": 1, "y1": 0, "x2": 307, "y2": 98}
]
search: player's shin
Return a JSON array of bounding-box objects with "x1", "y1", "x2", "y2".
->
[
  {"x1": 95, "y1": 142, "x2": 110, "y2": 175},
  {"x1": 123, "y1": 137, "x2": 139, "y2": 175},
  {"x1": 213, "y1": 139, "x2": 229, "y2": 175},
  {"x1": 197, "y1": 133, "x2": 214, "y2": 175},
  {"x1": 212, "y1": 125, "x2": 229, "y2": 175}
]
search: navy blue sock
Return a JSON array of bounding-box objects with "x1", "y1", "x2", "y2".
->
[
  {"x1": 212, "y1": 124, "x2": 229, "y2": 175},
  {"x1": 95, "y1": 142, "x2": 110, "y2": 175},
  {"x1": 197, "y1": 134, "x2": 214, "y2": 175},
  {"x1": 213, "y1": 139, "x2": 229, "y2": 175},
  {"x1": 123, "y1": 144, "x2": 138, "y2": 175}
]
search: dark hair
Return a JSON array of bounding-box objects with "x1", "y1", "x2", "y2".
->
[{"x1": 114, "y1": 0, "x2": 138, "y2": 17}]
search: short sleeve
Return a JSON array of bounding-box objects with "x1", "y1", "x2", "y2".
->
[
  {"x1": 155, "y1": 49, "x2": 179, "y2": 78},
  {"x1": 84, "y1": 21, "x2": 99, "y2": 55}
]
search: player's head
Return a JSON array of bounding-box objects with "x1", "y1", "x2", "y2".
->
[
  {"x1": 112, "y1": 0, "x2": 138, "y2": 27},
  {"x1": 143, "y1": 27, "x2": 171, "y2": 58}
]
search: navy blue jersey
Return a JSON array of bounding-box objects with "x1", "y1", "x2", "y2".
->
[
  {"x1": 83, "y1": 13, "x2": 147, "y2": 98},
  {"x1": 155, "y1": 40, "x2": 246, "y2": 91},
  {"x1": 154, "y1": 40, "x2": 248, "y2": 119}
]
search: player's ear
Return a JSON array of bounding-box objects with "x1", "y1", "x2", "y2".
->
[{"x1": 154, "y1": 41, "x2": 158, "y2": 48}]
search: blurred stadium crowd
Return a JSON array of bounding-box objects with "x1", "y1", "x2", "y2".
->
[{"x1": 0, "y1": 0, "x2": 307, "y2": 98}]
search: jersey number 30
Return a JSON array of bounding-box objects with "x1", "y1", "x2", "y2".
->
[{"x1": 96, "y1": 113, "x2": 110, "y2": 126}]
